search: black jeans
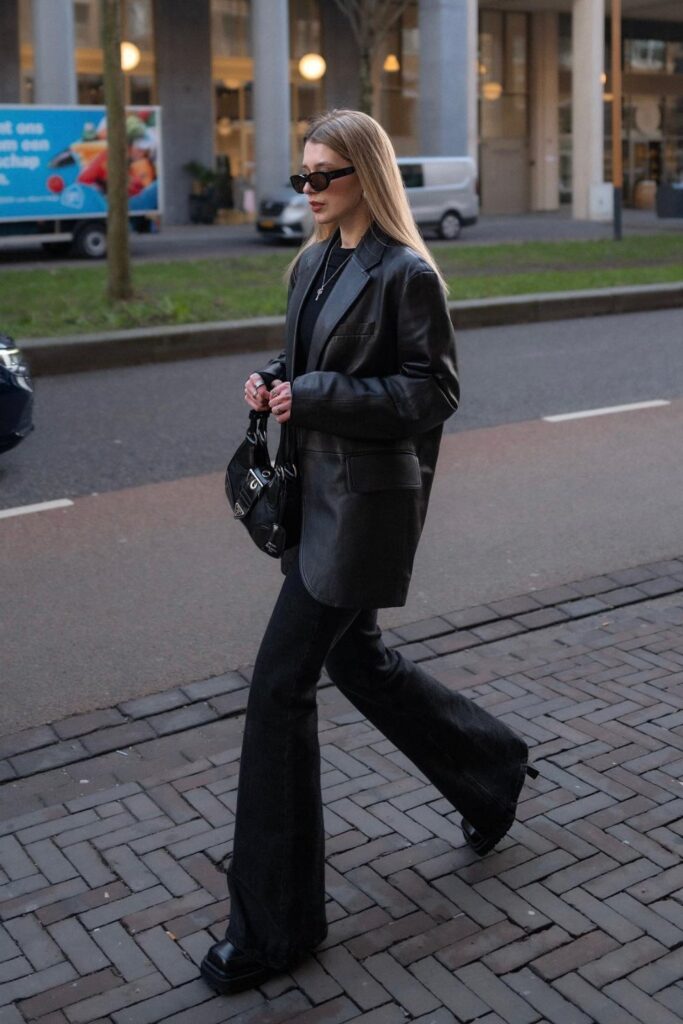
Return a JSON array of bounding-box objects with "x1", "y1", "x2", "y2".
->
[{"x1": 225, "y1": 562, "x2": 527, "y2": 969}]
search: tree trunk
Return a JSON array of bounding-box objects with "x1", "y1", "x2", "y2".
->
[
  {"x1": 101, "y1": 0, "x2": 132, "y2": 301},
  {"x1": 330, "y1": 1, "x2": 413, "y2": 117}
]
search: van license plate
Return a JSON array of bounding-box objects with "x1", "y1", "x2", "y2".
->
[{"x1": 259, "y1": 219, "x2": 275, "y2": 228}]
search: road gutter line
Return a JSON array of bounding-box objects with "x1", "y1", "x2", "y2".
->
[
  {"x1": 0, "y1": 498, "x2": 74, "y2": 519},
  {"x1": 543, "y1": 399, "x2": 670, "y2": 422}
]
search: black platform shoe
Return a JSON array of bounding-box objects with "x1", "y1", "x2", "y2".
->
[
  {"x1": 461, "y1": 763, "x2": 539, "y2": 857},
  {"x1": 200, "y1": 939, "x2": 276, "y2": 994}
]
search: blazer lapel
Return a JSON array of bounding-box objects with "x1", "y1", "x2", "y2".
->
[
  {"x1": 285, "y1": 230, "x2": 339, "y2": 380},
  {"x1": 305, "y1": 222, "x2": 390, "y2": 372},
  {"x1": 305, "y1": 260, "x2": 369, "y2": 372},
  {"x1": 286, "y1": 222, "x2": 392, "y2": 377}
]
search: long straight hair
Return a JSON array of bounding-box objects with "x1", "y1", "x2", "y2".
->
[{"x1": 285, "y1": 109, "x2": 449, "y2": 294}]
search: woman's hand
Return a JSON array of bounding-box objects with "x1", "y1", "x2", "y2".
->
[
  {"x1": 244, "y1": 373, "x2": 270, "y2": 412},
  {"x1": 269, "y1": 379, "x2": 292, "y2": 423}
]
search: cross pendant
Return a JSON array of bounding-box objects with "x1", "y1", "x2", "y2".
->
[{"x1": 315, "y1": 287, "x2": 324, "y2": 301}]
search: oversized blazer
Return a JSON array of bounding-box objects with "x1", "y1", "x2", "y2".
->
[{"x1": 257, "y1": 222, "x2": 459, "y2": 609}]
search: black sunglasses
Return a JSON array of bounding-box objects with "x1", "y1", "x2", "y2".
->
[{"x1": 289, "y1": 166, "x2": 356, "y2": 193}]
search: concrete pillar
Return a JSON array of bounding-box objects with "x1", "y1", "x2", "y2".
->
[
  {"x1": 572, "y1": 0, "x2": 605, "y2": 219},
  {"x1": 530, "y1": 11, "x2": 560, "y2": 211},
  {"x1": 319, "y1": 0, "x2": 360, "y2": 110},
  {"x1": 153, "y1": 0, "x2": 214, "y2": 224},
  {"x1": 0, "y1": 0, "x2": 21, "y2": 102},
  {"x1": 32, "y1": 0, "x2": 77, "y2": 104},
  {"x1": 252, "y1": 0, "x2": 290, "y2": 206},
  {"x1": 418, "y1": 0, "x2": 477, "y2": 159}
]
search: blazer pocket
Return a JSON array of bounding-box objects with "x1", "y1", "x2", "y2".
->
[
  {"x1": 331, "y1": 321, "x2": 376, "y2": 338},
  {"x1": 346, "y1": 451, "x2": 421, "y2": 493}
]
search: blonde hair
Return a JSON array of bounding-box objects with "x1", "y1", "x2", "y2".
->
[{"x1": 285, "y1": 109, "x2": 449, "y2": 294}]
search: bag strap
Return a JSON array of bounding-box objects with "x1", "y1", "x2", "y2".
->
[
  {"x1": 246, "y1": 411, "x2": 271, "y2": 469},
  {"x1": 275, "y1": 421, "x2": 297, "y2": 471}
]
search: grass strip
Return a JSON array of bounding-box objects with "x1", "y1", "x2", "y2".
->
[{"x1": 1, "y1": 235, "x2": 681, "y2": 339}]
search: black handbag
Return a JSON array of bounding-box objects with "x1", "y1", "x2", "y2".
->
[{"x1": 225, "y1": 411, "x2": 300, "y2": 558}]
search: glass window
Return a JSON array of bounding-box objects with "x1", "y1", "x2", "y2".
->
[
  {"x1": 377, "y1": 1, "x2": 418, "y2": 145},
  {"x1": 295, "y1": 81, "x2": 320, "y2": 121},
  {"x1": 661, "y1": 96, "x2": 683, "y2": 184},
  {"x1": 479, "y1": 11, "x2": 503, "y2": 97},
  {"x1": 77, "y1": 75, "x2": 104, "y2": 105},
  {"x1": 289, "y1": 0, "x2": 321, "y2": 59},
  {"x1": 18, "y1": 0, "x2": 32, "y2": 46},
  {"x1": 289, "y1": 0, "x2": 325, "y2": 159},
  {"x1": 479, "y1": 10, "x2": 528, "y2": 140},
  {"x1": 126, "y1": 0, "x2": 153, "y2": 51},
  {"x1": 399, "y1": 164, "x2": 423, "y2": 188},
  {"x1": 666, "y1": 40, "x2": 683, "y2": 75},
  {"x1": 214, "y1": 77, "x2": 254, "y2": 190},
  {"x1": 625, "y1": 38, "x2": 666, "y2": 73},
  {"x1": 74, "y1": 1, "x2": 97, "y2": 48},
  {"x1": 505, "y1": 12, "x2": 527, "y2": 95},
  {"x1": 212, "y1": 0, "x2": 250, "y2": 58},
  {"x1": 129, "y1": 75, "x2": 153, "y2": 105},
  {"x1": 558, "y1": 13, "x2": 571, "y2": 71}
]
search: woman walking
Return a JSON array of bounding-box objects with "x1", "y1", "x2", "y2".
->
[{"x1": 200, "y1": 109, "x2": 536, "y2": 994}]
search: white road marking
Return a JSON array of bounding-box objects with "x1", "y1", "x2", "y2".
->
[
  {"x1": 543, "y1": 399, "x2": 670, "y2": 423},
  {"x1": 0, "y1": 498, "x2": 74, "y2": 520}
]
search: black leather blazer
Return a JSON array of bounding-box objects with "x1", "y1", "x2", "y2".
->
[{"x1": 258, "y1": 223, "x2": 459, "y2": 608}]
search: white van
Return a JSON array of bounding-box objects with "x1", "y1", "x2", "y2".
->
[
  {"x1": 397, "y1": 156, "x2": 478, "y2": 240},
  {"x1": 257, "y1": 154, "x2": 478, "y2": 242}
]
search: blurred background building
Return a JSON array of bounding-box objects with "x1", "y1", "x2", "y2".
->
[{"x1": 0, "y1": 0, "x2": 681, "y2": 223}]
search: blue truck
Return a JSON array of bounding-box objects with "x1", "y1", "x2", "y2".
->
[{"x1": 0, "y1": 104, "x2": 162, "y2": 258}]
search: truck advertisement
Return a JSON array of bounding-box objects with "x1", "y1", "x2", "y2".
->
[{"x1": 0, "y1": 104, "x2": 162, "y2": 223}]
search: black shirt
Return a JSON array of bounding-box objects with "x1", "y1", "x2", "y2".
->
[{"x1": 295, "y1": 244, "x2": 355, "y2": 378}]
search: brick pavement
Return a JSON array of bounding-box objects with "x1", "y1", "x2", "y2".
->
[{"x1": 1, "y1": 557, "x2": 682, "y2": 1023}]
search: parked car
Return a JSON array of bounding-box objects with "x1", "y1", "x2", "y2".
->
[
  {"x1": 256, "y1": 186, "x2": 310, "y2": 242},
  {"x1": 0, "y1": 334, "x2": 34, "y2": 454},
  {"x1": 256, "y1": 155, "x2": 478, "y2": 242}
]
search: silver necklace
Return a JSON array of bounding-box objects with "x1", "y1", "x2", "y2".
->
[{"x1": 315, "y1": 244, "x2": 353, "y2": 302}]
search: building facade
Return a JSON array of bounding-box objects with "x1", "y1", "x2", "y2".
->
[{"x1": 1, "y1": 0, "x2": 681, "y2": 223}]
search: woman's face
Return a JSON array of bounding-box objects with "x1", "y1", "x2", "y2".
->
[{"x1": 300, "y1": 140, "x2": 364, "y2": 228}]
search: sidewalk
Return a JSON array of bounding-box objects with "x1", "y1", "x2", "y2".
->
[{"x1": 1, "y1": 556, "x2": 682, "y2": 1023}]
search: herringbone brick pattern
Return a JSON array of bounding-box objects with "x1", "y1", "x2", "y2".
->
[{"x1": 1, "y1": 589, "x2": 682, "y2": 1023}]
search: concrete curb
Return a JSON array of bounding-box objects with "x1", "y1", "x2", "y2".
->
[{"x1": 22, "y1": 280, "x2": 683, "y2": 376}]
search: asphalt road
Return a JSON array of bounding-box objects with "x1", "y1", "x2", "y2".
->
[
  {"x1": 1, "y1": 207, "x2": 680, "y2": 272},
  {"x1": 1, "y1": 308, "x2": 681, "y2": 734},
  {"x1": 2, "y1": 307, "x2": 682, "y2": 507}
]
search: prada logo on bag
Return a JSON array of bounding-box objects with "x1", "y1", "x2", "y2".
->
[{"x1": 234, "y1": 501, "x2": 245, "y2": 518}]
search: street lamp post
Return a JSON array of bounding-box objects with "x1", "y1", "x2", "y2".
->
[{"x1": 611, "y1": 0, "x2": 623, "y2": 240}]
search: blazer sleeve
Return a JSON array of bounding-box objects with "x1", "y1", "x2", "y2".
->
[
  {"x1": 256, "y1": 352, "x2": 286, "y2": 388},
  {"x1": 290, "y1": 269, "x2": 459, "y2": 439}
]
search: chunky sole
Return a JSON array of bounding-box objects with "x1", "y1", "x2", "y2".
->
[
  {"x1": 200, "y1": 954, "x2": 274, "y2": 995},
  {"x1": 461, "y1": 763, "x2": 539, "y2": 857}
]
